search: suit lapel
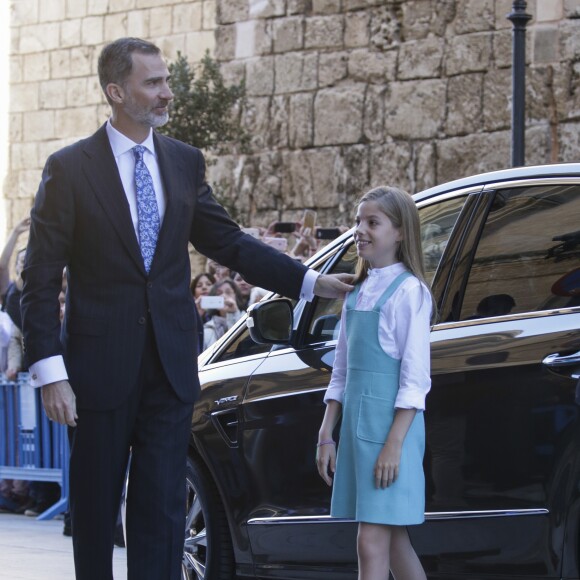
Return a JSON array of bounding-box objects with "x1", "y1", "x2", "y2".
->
[{"x1": 81, "y1": 125, "x2": 146, "y2": 274}]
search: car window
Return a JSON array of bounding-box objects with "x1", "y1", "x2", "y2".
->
[
  {"x1": 303, "y1": 196, "x2": 466, "y2": 345},
  {"x1": 459, "y1": 184, "x2": 580, "y2": 320},
  {"x1": 419, "y1": 196, "x2": 466, "y2": 285}
]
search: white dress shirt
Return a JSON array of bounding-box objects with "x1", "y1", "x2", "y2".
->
[
  {"x1": 324, "y1": 262, "x2": 432, "y2": 410},
  {"x1": 29, "y1": 122, "x2": 318, "y2": 387}
]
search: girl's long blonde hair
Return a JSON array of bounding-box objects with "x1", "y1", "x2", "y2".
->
[{"x1": 354, "y1": 185, "x2": 437, "y2": 322}]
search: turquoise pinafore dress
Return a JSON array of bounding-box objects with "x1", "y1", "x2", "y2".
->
[{"x1": 330, "y1": 271, "x2": 426, "y2": 525}]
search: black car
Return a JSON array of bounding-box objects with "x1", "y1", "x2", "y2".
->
[{"x1": 182, "y1": 164, "x2": 580, "y2": 580}]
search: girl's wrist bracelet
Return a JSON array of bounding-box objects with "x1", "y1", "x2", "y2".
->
[{"x1": 317, "y1": 440, "x2": 336, "y2": 447}]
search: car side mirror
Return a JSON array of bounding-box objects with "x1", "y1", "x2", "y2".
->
[{"x1": 246, "y1": 299, "x2": 293, "y2": 345}]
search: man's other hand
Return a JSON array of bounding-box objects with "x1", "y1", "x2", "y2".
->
[
  {"x1": 41, "y1": 380, "x2": 78, "y2": 427},
  {"x1": 314, "y1": 273, "x2": 355, "y2": 299}
]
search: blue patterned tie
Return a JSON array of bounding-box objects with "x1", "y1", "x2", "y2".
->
[{"x1": 133, "y1": 145, "x2": 160, "y2": 273}]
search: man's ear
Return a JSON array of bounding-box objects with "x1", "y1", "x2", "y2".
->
[{"x1": 106, "y1": 83, "x2": 124, "y2": 104}]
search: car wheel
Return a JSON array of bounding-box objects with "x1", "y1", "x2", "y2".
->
[{"x1": 182, "y1": 454, "x2": 235, "y2": 580}]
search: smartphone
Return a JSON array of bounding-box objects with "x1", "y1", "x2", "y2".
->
[
  {"x1": 242, "y1": 227, "x2": 261, "y2": 239},
  {"x1": 273, "y1": 222, "x2": 297, "y2": 234},
  {"x1": 263, "y1": 236, "x2": 288, "y2": 252},
  {"x1": 302, "y1": 209, "x2": 317, "y2": 231},
  {"x1": 200, "y1": 295, "x2": 225, "y2": 310},
  {"x1": 316, "y1": 227, "x2": 341, "y2": 240}
]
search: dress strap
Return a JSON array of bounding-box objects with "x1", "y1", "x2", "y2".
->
[
  {"x1": 372, "y1": 271, "x2": 413, "y2": 312},
  {"x1": 346, "y1": 283, "x2": 362, "y2": 310}
]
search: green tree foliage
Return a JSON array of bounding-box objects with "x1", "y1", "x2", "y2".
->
[{"x1": 160, "y1": 51, "x2": 248, "y2": 154}]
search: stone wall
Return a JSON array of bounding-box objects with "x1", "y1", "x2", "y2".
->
[{"x1": 6, "y1": 0, "x2": 580, "y2": 234}]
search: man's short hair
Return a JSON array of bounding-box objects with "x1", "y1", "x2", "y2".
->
[{"x1": 98, "y1": 37, "x2": 161, "y2": 103}]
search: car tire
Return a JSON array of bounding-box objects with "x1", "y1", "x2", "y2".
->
[{"x1": 182, "y1": 454, "x2": 235, "y2": 580}]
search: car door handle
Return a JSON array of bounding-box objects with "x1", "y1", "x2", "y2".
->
[{"x1": 542, "y1": 351, "x2": 580, "y2": 379}]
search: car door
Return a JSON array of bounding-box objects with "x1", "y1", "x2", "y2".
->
[
  {"x1": 241, "y1": 193, "x2": 471, "y2": 578},
  {"x1": 412, "y1": 179, "x2": 580, "y2": 579}
]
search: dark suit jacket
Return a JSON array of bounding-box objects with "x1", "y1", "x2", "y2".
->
[{"x1": 21, "y1": 124, "x2": 307, "y2": 410}]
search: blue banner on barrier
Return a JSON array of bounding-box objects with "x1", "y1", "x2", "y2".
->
[{"x1": 0, "y1": 373, "x2": 69, "y2": 520}]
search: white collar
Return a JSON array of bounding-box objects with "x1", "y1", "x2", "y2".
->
[
  {"x1": 368, "y1": 262, "x2": 406, "y2": 278},
  {"x1": 106, "y1": 120, "x2": 156, "y2": 159}
]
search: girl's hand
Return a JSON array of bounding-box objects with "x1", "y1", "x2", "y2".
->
[
  {"x1": 374, "y1": 440, "x2": 402, "y2": 489},
  {"x1": 316, "y1": 442, "x2": 336, "y2": 486},
  {"x1": 223, "y1": 296, "x2": 238, "y2": 313}
]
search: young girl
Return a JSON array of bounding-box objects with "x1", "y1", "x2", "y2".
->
[{"x1": 317, "y1": 186, "x2": 434, "y2": 580}]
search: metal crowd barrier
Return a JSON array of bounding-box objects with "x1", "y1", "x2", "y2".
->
[{"x1": 0, "y1": 373, "x2": 69, "y2": 520}]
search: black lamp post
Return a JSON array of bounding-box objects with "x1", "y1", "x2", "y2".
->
[{"x1": 507, "y1": 0, "x2": 532, "y2": 167}]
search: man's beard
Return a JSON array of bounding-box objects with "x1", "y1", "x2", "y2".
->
[{"x1": 124, "y1": 96, "x2": 170, "y2": 128}]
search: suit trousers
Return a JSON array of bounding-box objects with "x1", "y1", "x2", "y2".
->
[{"x1": 68, "y1": 321, "x2": 194, "y2": 580}]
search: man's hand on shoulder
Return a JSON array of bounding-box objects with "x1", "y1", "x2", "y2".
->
[
  {"x1": 41, "y1": 380, "x2": 77, "y2": 427},
  {"x1": 314, "y1": 273, "x2": 355, "y2": 299}
]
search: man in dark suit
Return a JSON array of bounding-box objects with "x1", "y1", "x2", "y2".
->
[{"x1": 21, "y1": 37, "x2": 352, "y2": 580}]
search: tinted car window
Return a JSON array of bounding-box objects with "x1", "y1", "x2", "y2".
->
[{"x1": 460, "y1": 184, "x2": 580, "y2": 320}]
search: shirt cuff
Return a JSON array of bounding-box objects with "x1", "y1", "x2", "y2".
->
[
  {"x1": 29, "y1": 356, "x2": 69, "y2": 388},
  {"x1": 299, "y1": 269, "x2": 319, "y2": 302}
]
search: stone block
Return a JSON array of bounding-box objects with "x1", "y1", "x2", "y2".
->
[
  {"x1": 217, "y1": 0, "x2": 248, "y2": 24},
  {"x1": 305, "y1": 15, "x2": 344, "y2": 49},
  {"x1": 318, "y1": 52, "x2": 348, "y2": 87},
  {"x1": 445, "y1": 33, "x2": 492, "y2": 76},
  {"x1": 369, "y1": 140, "x2": 413, "y2": 193},
  {"x1": 246, "y1": 56, "x2": 274, "y2": 96},
  {"x1": 494, "y1": 0, "x2": 514, "y2": 30},
  {"x1": 61, "y1": 19, "x2": 82, "y2": 48},
  {"x1": 235, "y1": 19, "x2": 272, "y2": 59},
  {"x1": 345, "y1": 9, "x2": 370, "y2": 48},
  {"x1": 20, "y1": 23, "x2": 61, "y2": 53},
  {"x1": 135, "y1": 0, "x2": 172, "y2": 8},
  {"x1": 81, "y1": 15, "x2": 104, "y2": 45},
  {"x1": 50, "y1": 49, "x2": 72, "y2": 80},
  {"x1": 564, "y1": 0, "x2": 580, "y2": 18},
  {"x1": 9, "y1": 56, "x2": 23, "y2": 84},
  {"x1": 88, "y1": 0, "x2": 110, "y2": 15},
  {"x1": 173, "y1": 2, "x2": 203, "y2": 32},
  {"x1": 23, "y1": 110, "x2": 55, "y2": 141},
  {"x1": 437, "y1": 131, "x2": 510, "y2": 184},
  {"x1": 314, "y1": 87, "x2": 364, "y2": 145},
  {"x1": 249, "y1": 0, "x2": 285, "y2": 19},
  {"x1": 242, "y1": 97, "x2": 271, "y2": 149},
  {"x1": 186, "y1": 30, "x2": 216, "y2": 60},
  {"x1": 526, "y1": 66, "x2": 553, "y2": 124},
  {"x1": 400, "y1": 0, "x2": 435, "y2": 41},
  {"x1": 525, "y1": 124, "x2": 551, "y2": 165},
  {"x1": 39, "y1": 79, "x2": 68, "y2": 109},
  {"x1": 537, "y1": 0, "x2": 563, "y2": 21},
  {"x1": 312, "y1": 0, "x2": 341, "y2": 15},
  {"x1": 203, "y1": 0, "x2": 216, "y2": 30},
  {"x1": 483, "y1": 68, "x2": 511, "y2": 130},
  {"x1": 66, "y1": 77, "x2": 89, "y2": 108},
  {"x1": 104, "y1": 13, "x2": 129, "y2": 40},
  {"x1": 269, "y1": 95, "x2": 289, "y2": 148},
  {"x1": 66, "y1": 0, "x2": 88, "y2": 19},
  {"x1": 272, "y1": 16, "x2": 304, "y2": 53},
  {"x1": 70, "y1": 46, "x2": 95, "y2": 77},
  {"x1": 108, "y1": 0, "x2": 135, "y2": 11},
  {"x1": 11, "y1": 0, "x2": 39, "y2": 26},
  {"x1": 9, "y1": 113, "x2": 23, "y2": 145},
  {"x1": 214, "y1": 25, "x2": 236, "y2": 61},
  {"x1": 370, "y1": 5, "x2": 402, "y2": 50},
  {"x1": 445, "y1": 73, "x2": 484, "y2": 136},
  {"x1": 10, "y1": 83, "x2": 39, "y2": 113},
  {"x1": 454, "y1": 0, "x2": 494, "y2": 34},
  {"x1": 344, "y1": 0, "x2": 384, "y2": 10},
  {"x1": 275, "y1": 52, "x2": 318, "y2": 93},
  {"x1": 157, "y1": 35, "x2": 186, "y2": 59},
  {"x1": 558, "y1": 121, "x2": 580, "y2": 162},
  {"x1": 414, "y1": 141, "x2": 436, "y2": 191},
  {"x1": 220, "y1": 60, "x2": 246, "y2": 86},
  {"x1": 559, "y1": 19, "x2": 580, "y2": 61},
  {"x1": 39, "y1": 0, "x2": 66, "y2": 22},
  {"x1": 55, "y1": 105, "x2": 99, "y2": 139},
  {"x1": 363, "y1": 84, "x2": 385, "y2": 142},
  {"x1": 253, "y1": 152, "x2": 284, "y2": 212},
  {"x1": 149, "y1": 8, "x2": 174, "y2": 37},
  {"x1": 289, "y1": 92, "x2": 314, "y2": 148},
  {"x1": 553, "y1": 61, "x2": 580, "y2": 121},
  {"x1": 86, "y1": 77, "x2": 105, "y2": 105},
  {"x1": 341, "y1": 144, "x2": 370, "y2": 201},
  {"x1": 127, "y1": 9, "x2": 150, "y2": 38},
  {"x1": 349, "y1": 48, "x2": 397, "y2": 83},
  {"x1": 385, "y1": 79, "x2": 446, "y2": 139},
  {"x1": 533, "y1": 26, "x2": 560, "y2": 63},
  {"x1": 493, "y1": 29, "x2": 512, "y2": 69},
  {"x1": 10, "y1": 142, "x2": 40, "y2": 171},
  {"x1": 288, "y1": 0, "x2": 308, "y2": 14},
  {"x1": 397, "y1": 37, "x2": 443, "y2": 80}
]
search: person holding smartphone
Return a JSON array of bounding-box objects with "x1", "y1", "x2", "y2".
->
[{"x1": 202, "y1": 278, "x2": 245, "y2": 349}]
